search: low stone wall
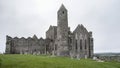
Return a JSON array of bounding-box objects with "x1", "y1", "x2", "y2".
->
[{"x1": 97, "y1": 56, "x2": 120, "y2": 62}]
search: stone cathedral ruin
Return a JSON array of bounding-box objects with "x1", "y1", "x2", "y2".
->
[{"x1": 5, "y1": 4, "x2": 94, "y2": 58}]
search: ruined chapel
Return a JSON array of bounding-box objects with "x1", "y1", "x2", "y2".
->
[{"x1": 6, "y1": 4, "x2": 94, "y2": 58}]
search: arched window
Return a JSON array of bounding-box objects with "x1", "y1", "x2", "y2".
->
[
  {"x1": 80, "y1": 40, "x2": 82, "y2": 50},
  {"x1": 85, "y1": 40, "x2": 87, "y2": 49},
  {"x1": 75, "y1": 40, "x2": 77, "y2": 50},
  {"x1": 55, "y1": 44, "x2": 57, "y2": 50}
]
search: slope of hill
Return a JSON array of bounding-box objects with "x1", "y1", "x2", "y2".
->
[
  {"x1": 0, "y1": 54, "x2": 120, "y2": 68},
  {"x1": 94, "y1": 52, "x2": 120, "y2": 56}
]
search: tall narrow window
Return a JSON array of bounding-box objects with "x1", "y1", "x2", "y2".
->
[
  {"x1": 70, "y1": 38, "x2": 72, "y2": 44},
  {"x1": 75, "y1": 40, "x2": 77, "y2": 50},
  {"x1": 80, "y1": 40, "x2": 82, "y2": 50},
  {"x1": 85, "y1": 40, "x2": 87, "y2": 49},
  {"x1": 55, "y1": 44, "x2": 57, "y2": 50}
]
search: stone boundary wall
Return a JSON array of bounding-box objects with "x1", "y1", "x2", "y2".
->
[{"x1": 97, "y1": 56, "x2": 120, "y2": 62}]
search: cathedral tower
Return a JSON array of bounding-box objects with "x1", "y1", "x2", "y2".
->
[{"x1": 56, "y1": 4, "x2": 69, "y2": 56}]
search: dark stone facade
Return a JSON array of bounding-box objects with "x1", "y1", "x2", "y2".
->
[{"x1": 5, "y1": 4, "x2": 94, "y2": 58}]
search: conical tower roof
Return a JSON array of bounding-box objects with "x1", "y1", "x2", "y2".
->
[{"x1": 58, "y1": 4, "x2": 67, "y2": 12}]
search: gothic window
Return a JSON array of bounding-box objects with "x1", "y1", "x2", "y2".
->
[
  {"x1": 55, "y1": 44, "x2": 57, "y2": 50},
  {"x1": 80, "y1": 40, "x2": 82, "y2": 50},
  {"x1": 70, "y1": 38, "x2": 72, "y2": 44},
  {"x1": 85, "y1": 40, "x2": 87, "y2": 49},
  {"x1": 68, "y1": 38, "x2": 72, "y2": 44},
  {"x1": 75, "y1": 40, "x2": 77, "y2": 50}
]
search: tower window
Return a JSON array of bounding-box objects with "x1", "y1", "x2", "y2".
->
[{"x1": 62, "y1": 11, "x2": 64, "y2": 14}]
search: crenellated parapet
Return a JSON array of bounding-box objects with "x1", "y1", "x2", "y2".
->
[
  {"x1": 6, "y1": 35, "x2": 45, "y2": 41},
  {"x1": 5, "y1": 35, "x2": 46, "y2": 54}
]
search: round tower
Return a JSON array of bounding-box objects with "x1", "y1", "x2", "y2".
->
[{"x1": 56, "y1": 4, "x2": 69, "y2": 56}]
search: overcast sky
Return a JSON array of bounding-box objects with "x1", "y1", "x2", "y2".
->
[{"x1": 0, "y1": 0, "x2": 120, "y2": 53}]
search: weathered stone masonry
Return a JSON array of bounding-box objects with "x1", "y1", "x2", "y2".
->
[{"x1": 6, "y1": 4, "x2": 94, "y2": 58}]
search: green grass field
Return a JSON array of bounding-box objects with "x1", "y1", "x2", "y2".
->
[{"x1": 0, "y1": 54, "x2": 120, "y2": 68}]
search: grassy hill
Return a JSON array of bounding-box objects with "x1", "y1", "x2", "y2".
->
[{"x1": 0, "y1": 54, "x2": 120, "y2": 68}]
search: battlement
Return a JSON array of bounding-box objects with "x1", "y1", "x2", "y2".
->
[{"x1": 6, "y1": 35, "x2": 45, "y2": 41}]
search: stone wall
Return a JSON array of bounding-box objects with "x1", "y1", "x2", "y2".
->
[
  {"x1": 71, "y1": 24, "x2": 93, "y2": 58},
  {"x1": 46, "y1": 25, "x2": 57, "y2": 40},
  {"x1": 6, "y1": 35, "x2": 46, "y2": 55},
  {"x1": 97, "y1": 56, "x2": 120, "y2": 62}
]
